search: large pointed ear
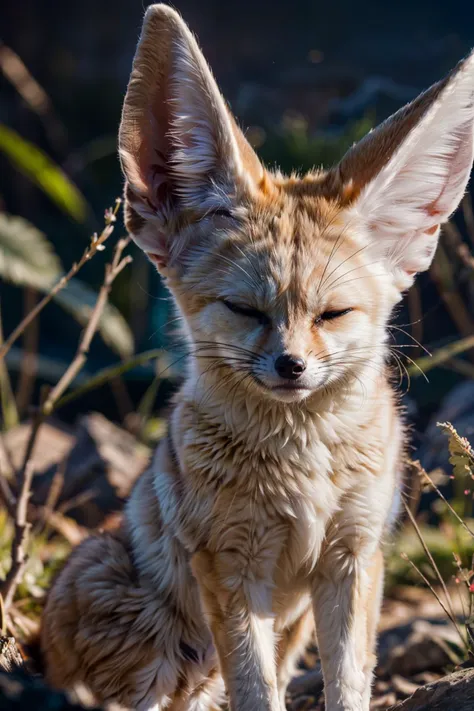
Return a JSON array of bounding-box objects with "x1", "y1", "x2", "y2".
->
[
  {"x1": 333, "y1": 51, "x2": 474, "y2": 291},
  {"x1": 119, "y1": 4, "x2": 264, "y2": 268}
]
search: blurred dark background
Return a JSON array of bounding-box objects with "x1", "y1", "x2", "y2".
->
[{"x1": 1, "y1": 0, "x2": 474, "y2": 460}]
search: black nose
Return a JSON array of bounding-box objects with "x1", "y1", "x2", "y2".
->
[{"x1": 274, "y1": 354, "x2": 307, "y2": 380}]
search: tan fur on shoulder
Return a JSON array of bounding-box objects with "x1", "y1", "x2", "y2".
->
[{"x1": 41, "y1": 6, "x2": 474, "y2": 711}]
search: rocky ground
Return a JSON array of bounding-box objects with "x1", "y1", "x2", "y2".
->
[
  {"x1": 288, "y1": 586, "x2": 473, "y2": 710},
  {"x1": 1, "y1": 414, "x2": 473, "y2": 710}
]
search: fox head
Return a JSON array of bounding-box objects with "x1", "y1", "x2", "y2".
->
[{"x1": 119, "y1": 4, "x2": 474, "y2": 404}]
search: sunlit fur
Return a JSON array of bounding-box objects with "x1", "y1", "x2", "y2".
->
[{"x1": 40, "y1": 5, "x2": 474, "y2": 711}]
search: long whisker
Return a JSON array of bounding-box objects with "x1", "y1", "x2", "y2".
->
[
  {"x1": 319, "y1": 243, "x2": 372, "y2": 293},
  {"x1": 318, "y1": 271, "x2": 390, "y2": 295},
  {"x1": 388, "y1": 324, "x2": 431, "y2": 356},
  {"x1": 388, "y1": 350, "x2": 411, "y2": 392},
  {"x1": 316, "y1": 214, "x2": 358, "y2": 293},
  {"x1": 194, "y1": 358, "x2": 244, "y2": 409},
  {"x1": 213, "y1": 252, "x2": 261, "y2": 291},
  {"x1": 389, "y1": 347, "x2": 429, "y2": 382},
  {"x1": 320, "y1": 259, "x2": 387, "y2": 297},
  {"x1": 233, "y1": 243, "x2": 263, "y2": 287},
  {"x1": 193, "y1": 340, "x2": 262, "y2": 358}
]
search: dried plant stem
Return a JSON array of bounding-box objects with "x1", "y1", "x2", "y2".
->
[
  {"x1": 0, "y1": 461, "x2": 35, "y2": 609},
  {"x1": 0, "y1": 304, "x2": 19, "y2": 430},
  {"x1": 0, "y1": 470, "x2": 15, "y2": 518},
  {"x1": 16, "y1": 236, "x2": 132, "y2": 488},
  {"x1": 0, "y1": 229, "x2": 131, "y2": 613},
  {"x1": 402, "y1": 498, "x2": 458, "y2": 626},
  {"x1": 430, "y1": 245, "x2": 474, "y2": 361},
  {"x1": 406, "y1": 284, "x2": 424, "y2": 359},
  {"x1": 421, "y1": 465, "x2": 474, "y2": 539},
  {"x1": 400, "y1": 552, "x2": 468, "y2": 650},
  {"x1": 442, "y1": 357, "x2": 474, "y2": 379},
  {"x1": 55, "y1": 348, "x2": 166, "y2": 410},
  {"x1": 32, "y1": 463, "x2": 65, "y2": 539},
  {"x1": 15, "y1": 286, "x2": 40, "y2": 416},
  {"x1": 407, "y1": 335, "x2": 474, "y2": 377},
  {"x1": 43, "y1": 236, "x2": 132, "y2": 414},
  {"x1": 443, "y1": 220, "x2": 474, "y2": 272},
  {"x1": 0, "y1": 433, "x2": 16, "y2": 517},
  {"x1": 0, "y1": 593, "x2": 5, "y2": 636},
  {"x1": 0, "y1": 43, "x2": 68, "y2": 154},
  {"x1": 453, "y1": 554, "x2": 474, "y2": 651},
  {"x1": 463, "y1": 194, "x2": 474, "y2": 249},
  {"x1": 0, "y1": 199, "x2": 121, "y2": 362}
]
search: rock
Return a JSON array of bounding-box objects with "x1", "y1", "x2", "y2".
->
[
  {"x1": 288, "y1": 667, "x2": 323, "y2": 697},
  {"x1": 391, "y1": 675, "x2": 421, "y2": 698},
  {"x1": 388, "y1": 667, "x2": 474, "y2": 710},
  {"x1": 2, "y1": 414, "x2": 151, "y2": 528},
  {"x1": 0, "y1": 420, "x2": 74, "y2": 478},
  {"x1": 378, "y1": 619, "x2": 463, "y2": 678},
  {"x1": 39, "y1": 413, "x2": 151, "y2": 527}
]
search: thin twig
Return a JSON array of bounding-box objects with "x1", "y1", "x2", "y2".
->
[
  {"x1": 0, "y1": 432, "x2": 16, "y2": 517},
  {"x1": 54, "y1": 348, "x2": 168, "y2": 410},
  {"x1": 0, "y1": 593, "x2": 5, "y2": 635},
  {"x1": 15, "y1": 287, "x2": 40, "y2": 416},
  {"x1": 0, "y1": 431, "x2": 15, "y2": 479},
  {"x1": 0, "y1": 470, "x2": 16, "y2": 519},
  {"x1": 0, "y1": 233, "x2": 132, "y2": 535},
  {"x1": 0, "y1": 215, "x2": 131, "y2": 615},
  {"x1": 43, "y1": 236, "x2": 131, "y2": 414},
  {"x1": 0, "y1": 43, "x2": 68, "y2": 154},
  {"x1": 462, "y1": 194, "x2": 474, "y2": 250},
  {"x1": 402, "y1": 498, "x2": 459, "y2": 628},
  {"x1": 406, "y1": 284, "x2": 424, "y2": 360},
  {"x1": 11, "y1": 235, "x2": 132, "y2": 520},
  {"x1": 17, "y1": 385, "x2": 49, "y2": 488},
  {"x1": 0, "y1": 461, "x2": 35, "y2": 610},
  {"x1": 430, "y1": 245, "x2": 474, "y2": 362},
  {"x1": 0, "y1": 302, "x2": 19, "y2": 429},
  {"x1": 32, "y1": 461, "x2": 65, "y2": 539},
  {"x1": 58, "y1": 488, "x2": 98, "y2": 516},
  {"x1": 441, "y1": 358, "x2": 474, "y2": 379},
  {"x1": 400, "y1": 552, "x2": 468, "y2": 651},
  {"x1": 418, "y1": 463, "x2": 474, "y2": 539},
  {"x1": 452, "y1": 553, "x2": 474, "y2": 653},
  {"x1": 407, "y1": 335, "x2": 474, "y2": 377},
  {"x1": 0, "y1": 199, "x2": 121, "y2": 362},
  {"x1": 109, "y1": 376, "x2": 134, "y2": 424}
]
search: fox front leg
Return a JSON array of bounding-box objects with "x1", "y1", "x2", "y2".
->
[
  {"x1": 312, "y1": 505, "x2": 385, "y2": 711},
  {"x1": 191, "y1": 550, "x2": 283, "y2": 711}
]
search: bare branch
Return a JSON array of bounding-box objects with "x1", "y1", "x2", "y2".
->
[
  {"x1": 0, "y1": 217, "x2": 132, "y2": 616},
  {"x1": 402, "y1": 498, "x2": 463, "y2": 644},
  {"x1": 0, "y1": 199, "x2": 122, "y2": 362},
  {"x1": 0, "y1": 461, "x2": 35, "y2": 609},
  {"x1": 43, "y1": 236, "x2": 131, "y2": 414},
  {"x1": 0, "y1": 443, "x2": 16, "y2": 519}
]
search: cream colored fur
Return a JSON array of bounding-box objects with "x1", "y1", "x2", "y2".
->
[{"x1": 40, "y1": 6, "x2": 474, "y2": 711}]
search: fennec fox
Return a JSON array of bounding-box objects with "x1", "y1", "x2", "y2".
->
[{"x1": 41, "y1": 5, "x2": 474, "y2": 710}]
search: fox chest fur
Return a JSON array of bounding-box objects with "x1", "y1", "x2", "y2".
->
[{"x1": 137, "y1": 374, "x2": 402, "y2": 623}]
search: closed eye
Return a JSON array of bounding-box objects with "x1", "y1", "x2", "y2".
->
[
  {"x1": 315, "y1": 308, "x2": 353, "y2": 324},
  {"x1": 222, "y1": 300, "x2": 270, "y2": 326}
]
